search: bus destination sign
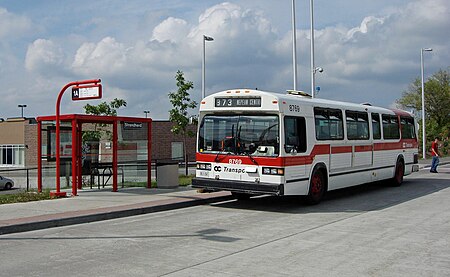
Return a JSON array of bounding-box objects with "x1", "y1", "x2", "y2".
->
[{"x1": 215, "y1": 97, "x2": 261, "y2": 107}]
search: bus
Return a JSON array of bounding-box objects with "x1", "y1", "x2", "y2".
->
[{"x1": 192, "y1": 89, "x2": 419, "y2": 204}]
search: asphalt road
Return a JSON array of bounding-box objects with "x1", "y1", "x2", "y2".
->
[{"x1": 1, "y1": 165, "x2": 449, "y2": 277}]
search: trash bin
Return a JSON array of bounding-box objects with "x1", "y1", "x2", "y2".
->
[{"x1": 156, "y1": 160, "x2": 179, "y2": 188}]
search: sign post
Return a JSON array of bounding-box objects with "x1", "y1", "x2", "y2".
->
[{"x1": 52, "y1": 79, "x2": 101, "y2": 198}]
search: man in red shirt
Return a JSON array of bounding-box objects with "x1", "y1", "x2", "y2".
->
[{"x1": 430, "y1": 137, "x2": 440, "y2": 173}]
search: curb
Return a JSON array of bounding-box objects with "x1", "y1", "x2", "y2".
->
[{"x1": 0, "y1": 193, "x2": 233, "y2": 236}]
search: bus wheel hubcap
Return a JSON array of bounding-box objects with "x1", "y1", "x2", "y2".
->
[
  {"x1": 312, "y1": 175, "x2": 322, "y2": 196},
  {"x1": 397, "y1": 164, "x2": 403, "y2": 183}
]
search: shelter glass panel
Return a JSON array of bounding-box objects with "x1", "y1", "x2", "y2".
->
[{"x1": 117, "y1": 121, "x2": 150, "y2": 188}]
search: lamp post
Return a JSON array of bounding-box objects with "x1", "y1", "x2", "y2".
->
[
  {"x1": 202, "y1": 35, "x2": 214, "y2": 100},
  {"x1": 310, "y1": 0, "x2": 316, "y2": 97},
  {"x1": 291, "y1": 0, "x2": 298, "y2": 91},
  {"x1": 18, "y1": 104, "x2": 27, "y2": 118},
  {"x1": 144, "y1": 110, "x2": 150, "y2": 118},
  {"x1": 313, "y1": 67, "x2": 323, "y2": 95},
  {"x1": 421, "y1": 47, "x2": 433, "y2": 159}
]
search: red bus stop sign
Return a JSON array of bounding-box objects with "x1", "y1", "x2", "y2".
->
[{"x1": 72, "y1": 84, "x2": 102, "y2": 101}]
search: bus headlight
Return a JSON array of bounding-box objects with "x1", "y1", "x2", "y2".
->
[
  {"x1": 197, "y1": 163, "x2": 212, "y2": 171},
  {"x1": 262, "y1": 167, "x2": 284, "y2": 176}
]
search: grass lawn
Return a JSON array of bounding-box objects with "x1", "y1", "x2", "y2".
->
[{"x1": 0, "y1": 189, "x2": 53, "y2": 205}]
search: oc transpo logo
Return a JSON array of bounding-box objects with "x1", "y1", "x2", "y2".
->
[{"x1": 214, "y1": 166, "x2": 222, "y2": 172}]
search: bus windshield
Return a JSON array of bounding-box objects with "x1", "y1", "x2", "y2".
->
[{"x1": 198, "y1": 114, "x2": 279, "y2": 157}]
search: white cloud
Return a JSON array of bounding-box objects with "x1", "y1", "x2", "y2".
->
[
  {"x1": 189, "y1": 2, "x2": 275, "y2": 41},
  {"x1": 25, "y1": 39, "x2": 65, "y2": 74},
  {"x1": 0, "y1": 7, "x2": 32, "y2": 39},
  {"x1": 346, "y1": 16, "x2": 385, "y2": 41},
  {"x1": 72, "y1": 37, "x2": 128, "y2": 76},
  {"x1": 151, "y1": 17, "x2": 189, "y2": 43}
]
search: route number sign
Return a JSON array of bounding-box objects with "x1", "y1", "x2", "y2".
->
[{"x1": 72, "y1": 84, "x2": 102, "y2": 101}]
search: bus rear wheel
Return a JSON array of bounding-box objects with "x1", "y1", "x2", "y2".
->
[
  {"x1": 391, "y1": 160, "x2": 404, "y2": 187},
  {"x1": 305, "y1": 169, "x2": 326, "y2": 205}
]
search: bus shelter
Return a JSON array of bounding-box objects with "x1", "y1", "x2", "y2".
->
[{"x1": 37, "y1": 114, "x2": 152, "y2": 196}]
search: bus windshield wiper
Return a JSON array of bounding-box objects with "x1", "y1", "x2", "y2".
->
[
  {"x1": 215, "y1": 150, "x2": 231, "y2": 162},
  {"x1": 247, "y1": 152, "x2": 258, "y2": 165}
]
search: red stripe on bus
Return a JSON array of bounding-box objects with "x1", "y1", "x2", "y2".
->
[
  {"x1": 331, "y1": 146, "x2": 352, "y2": 154},
  {"x1": 373, "y1": 139, "x2": 418, "y2": 151},
  {"x1": 196, "y1": 153, "x2": 283, "y2": 166},
  {"x1": 196, "y1": 139, "x2": 417, "y2": 167},
  {"x1": 355, "y1": 145, "x2": 372, "y2": 152},
  {"x1": 284, "y1": 144, "x2": 330, "y2": 166},
  {"x1": 197, "y1": 144, "x2": 330, "y2": 167}
]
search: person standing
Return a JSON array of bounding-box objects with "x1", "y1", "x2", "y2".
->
[{"x1": 430, "y1": 137, "x2": 440, "y2": 173}]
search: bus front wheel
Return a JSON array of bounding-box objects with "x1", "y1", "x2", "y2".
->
[{"x1": 305, "y1": 169, "x2": 326, "y2": 205}]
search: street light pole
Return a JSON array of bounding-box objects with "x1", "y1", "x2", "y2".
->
[
  {"x1": 18, "y1": 104, "x2": 27, "y2": 118},
  {"x1": 291, "y1": 0, "x2": 298, "y2": 91},
  {"x1": 421, "y1": 47, "x2": 433, "y2": 159},
  {"x1": 144, "y1": 110, "x2": 150, "y2": 118},
  {"x1": 310, "y1": 0, "x2": 316, "y2": 97},
  {"x1": 202, "y1": 35, "x2": 214, "y2": 100},
  {"x1": 313, "y1": 67, "x2": 323, "y2": 96}
]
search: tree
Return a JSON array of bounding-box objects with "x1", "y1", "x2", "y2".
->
[
  {"x1": 83, "y1": 98, "x2": 127, "y2": 141},
  {"x1": 397, "y1": 68, "x2": 450, "y2": 156},
  {"x1": 84, "y1": 98, "x2": 127, "y2": 116},
  {"x1": 168, "y1": 70, "x2": 197, "y2": 175}
]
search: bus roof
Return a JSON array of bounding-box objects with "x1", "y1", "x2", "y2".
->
[{"x1": 201, "y1": 89, "x2": 413, "y2": 117}]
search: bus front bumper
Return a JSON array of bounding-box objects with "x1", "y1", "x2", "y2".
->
[{"x1": 192, "y1": 177, "x2": 284, "y2": 196}]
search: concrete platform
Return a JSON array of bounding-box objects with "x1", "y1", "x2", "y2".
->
[{"x1": 0, "y1": 187, "x2": 232, "y2": 235}]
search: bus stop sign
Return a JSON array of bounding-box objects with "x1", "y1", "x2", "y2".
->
[{"x1": 72, "y1": 84, "x2": 102, "y2": 101}]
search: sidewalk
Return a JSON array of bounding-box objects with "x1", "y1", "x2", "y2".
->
[
  {"x1": 418, "y1": 156, "x2": 450, "y2": 169},
  {"x1": 0, "y1": 186, "x2": 232, "y2": 235}
]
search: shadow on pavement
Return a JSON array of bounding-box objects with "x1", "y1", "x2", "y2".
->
[
  {"x1": 211, "y1": 177, "x2": 450, "y2": 214},
  {"x1": 0, "y1": 227, "x2": 241, "y2": 243}
]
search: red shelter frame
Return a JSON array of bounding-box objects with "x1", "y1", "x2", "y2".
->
[{"x1": 37, "y1": 114, "x2": 152, "y2": 196}]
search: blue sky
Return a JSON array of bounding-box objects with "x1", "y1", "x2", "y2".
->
[{"x1": 0, "y1": 0, "x2": 448, "y2": 119}]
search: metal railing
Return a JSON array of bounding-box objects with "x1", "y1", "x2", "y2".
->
[{"x1": 0, "y1": 160, "x2": 196, "y2": 191}]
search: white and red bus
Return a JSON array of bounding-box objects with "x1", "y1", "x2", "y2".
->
[{"x1": 192, "y1": 89, "x2": 419, "y2": 204}]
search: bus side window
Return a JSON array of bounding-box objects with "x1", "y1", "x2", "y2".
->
[
  {"x1": 284, "y1": 116, "x2": 307, "y2": 153},
  {"x1": 314, "y1": 107, "x2": 344, "y2": 140},
  {"x1": 400, "y1": 116, "x2": 416, "y2": 139},
  {"x1": 371, "y1": 113, "x2": 381, "y2": 140},
  {"x1": 346, "y1": 111, "x2": 369, "y2": 140},
  {"x1": 382, "y1": 114, "x2": 400, "y2": 139}
]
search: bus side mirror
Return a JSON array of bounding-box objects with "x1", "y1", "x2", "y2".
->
[
  {"x1": 285, "y1": 136, "x2": 299, "y2": 153},
  {"x1": 285, "y1": 145, "x2": 297, "y2": 154},
  {"x1": 257, "y1": 146, "x2": 268, "y2": 153}
]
